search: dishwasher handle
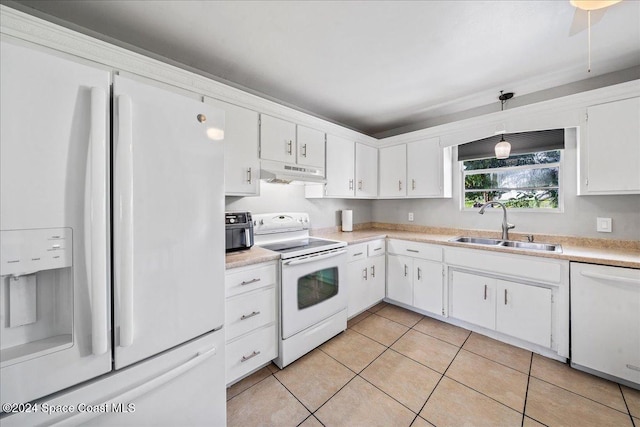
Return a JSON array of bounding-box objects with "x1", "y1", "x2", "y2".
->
[{"x1": 580, "y1": 270, "x2": 640, "y2": 286}]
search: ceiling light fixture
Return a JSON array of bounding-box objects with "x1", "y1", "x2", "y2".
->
[
  {"x1": 570, "y1": 0, "x2": 622, "y2": 72},
  {"x1": 495, "y1": 91, "x2": 514, "y2": 159}
]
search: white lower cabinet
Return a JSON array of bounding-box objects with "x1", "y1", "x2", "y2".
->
[
  {"x1": 386, "y1": 239, "x2": 444, "y2": 315},
  {"x1": 570, "y1": 262, "x2": 640, "y2": 385},
  {"x1": 446, "y1": 247, "x2": 566, "y2": 356},
  {"x1": 224, "y1": 261, "x2": 278, "y2": 385},
  {"x1": 347, "y1": 240, "x2": 386, "y2": 317},
  {"x1": 450, "y1": 271, "x2": 551, "y2": 347}
]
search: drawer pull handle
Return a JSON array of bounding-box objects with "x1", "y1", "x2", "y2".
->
[
  {"x1": 484, "y1": 284, "x2": 488, "y2": 300},
  {"x1": 504, "y1": 289, "x2": 508, "y2": 305},
  {"x1": 373, "y1": 247, "x2": 382, "y2": 251},
  {"x1": 354, "y1": 252, "x2": 364, "y2": 257},
  {"x1": 627, "y1": 364, "x2": 640, "y2": 372},
  {"x1": 404, "y1": 264, "x2": 408, "y2": 277},
  {"x1": 241, "y1": 350, "x2": 261, "y2": 363},
  {"x1": 240, "y1": 278, "x2": 261, "y2": 286},
  {"x1": 371, "y1": 265, "x2": 375, "y2": 278},
  {"x1": 417, "y1": 267, "x2": 422, "y2": 280},
  {"x1": 406, "y1": 249, "x2": 419, "y2": 253},
  {"x1": 240, "y1": 311, "x2": 261, "y2": 320}
]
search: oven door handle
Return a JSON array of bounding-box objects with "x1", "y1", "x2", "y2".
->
[{"x1": 283, "y1": 249, "x2": 347, "y2": 266}]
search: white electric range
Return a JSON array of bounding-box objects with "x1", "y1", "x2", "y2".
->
[{"x1": 253, "y1": 213, "x2": 348, "y2": 368}]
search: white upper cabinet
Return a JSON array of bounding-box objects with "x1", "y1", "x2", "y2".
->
[
  {"x1": 355, "y1": 143, "x2": 378, "y2": 198},
  {"x1": 260, "y1": 114, "x2": 326, "y2": 170},
  {"x1": 378, "y1": 138, "x2": 452, "y2": 199},
  {"x1": 379, "y1": 145, "x2": 407, "y2": 197},
  {"x1": 296, "y1": 125, "x2": 325, "y2": 168},
  {"x1": 325, "y1": 134, "x2": 356, "y2": 197},
  {"x1": 259, "y1": 114, "x2": 297, "y2": 164},
  {"x1": 579, "y1": 96, "x2": 640, "y2": 195},
  {"x1": 408, "y1": 137, "x2": 451, "y2": 197},
  {"x1": 205, "y1": 97, "x2": 260, "y2": 196}
]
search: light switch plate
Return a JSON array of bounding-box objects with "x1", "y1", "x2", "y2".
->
[
  {"x1": 408, "y1": 212, "x2": 414, "y2": 222},
  {"x1": 597, "y1": 217, "x2": 612, "y2": 233}
]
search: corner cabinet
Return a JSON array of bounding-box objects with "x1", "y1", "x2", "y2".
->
[
  {"x1": 386, "y1": 239, "x2": 444, "y2": 315},
  {"x1": 445, "y1": 247, "x2": 569, "y2": 358},
  {"x1": 260, "y1": 114, "x2": 325, "y2": 169},
  {"x1": 578, "y1": 96, "x2": 640, "y2": 195},
  {"x1": 378, "y1": 138, "x2": 452, "y2": 199},
  {"x1": 346, "y1": 240, "x2": 386, "y2": 317}
]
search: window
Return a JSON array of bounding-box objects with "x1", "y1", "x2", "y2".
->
[{"x1": 462, "y1": 150, "x2": 562, "y2": 210}]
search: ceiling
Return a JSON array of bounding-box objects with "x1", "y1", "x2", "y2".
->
[{"x1": 7, "y1": 1, "x2": 640, "y2": 137}]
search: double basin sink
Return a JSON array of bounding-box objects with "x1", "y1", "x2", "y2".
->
[{"x1": 450, "y1": 236, "x2": 562, "y2": 253}]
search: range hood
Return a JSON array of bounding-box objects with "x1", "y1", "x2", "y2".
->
[{"x1": 260, "y1": 159, "x2": 326, "y2": 184}]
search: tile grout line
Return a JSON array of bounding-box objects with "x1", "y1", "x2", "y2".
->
[
  {"x1": 618, "y1": 383, "x2": 636, "y2": 427},
  {"x1": 226, "y1": 368, "x2": 275, "y2": 402},
  {"x1": 520, "y1": 352, "x2": 534, "y2": 427}
]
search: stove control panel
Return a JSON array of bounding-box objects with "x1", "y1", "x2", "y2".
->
[{"x1": 252, "y1": 212, "x2": 310, "y2": 235}]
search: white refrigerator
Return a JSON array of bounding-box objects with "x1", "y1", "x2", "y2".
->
[{"x1": 0, "y1": 38, "x2": 226, "y2": 426}]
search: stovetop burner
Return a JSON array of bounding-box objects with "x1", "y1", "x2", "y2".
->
[{"x1": 260, "y1": 237, "x2": 340, "y2": 254}]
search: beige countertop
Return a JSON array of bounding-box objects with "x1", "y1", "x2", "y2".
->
[
  {"x1": 226, "y1": 225, "x2": 640, "y2": 270},
  {"x1": 313, "y1": 226, "x2": 640, "y2": 269},
  {"x1": 225, "y1": 246, "x2": 280, "y2": 270}
]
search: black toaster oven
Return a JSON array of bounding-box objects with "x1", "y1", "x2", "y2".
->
[{"x1": 225, "y1": 211, "x2": 254, "y2": 252}]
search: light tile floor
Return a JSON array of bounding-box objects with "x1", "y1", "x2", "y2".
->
[{"x1": 227, "y1": 302, "x2": 640, "y2": 427}]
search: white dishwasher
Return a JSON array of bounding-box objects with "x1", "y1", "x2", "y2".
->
[{"x1": 570, "y1": 262, "x2": 640, "y2": 387}]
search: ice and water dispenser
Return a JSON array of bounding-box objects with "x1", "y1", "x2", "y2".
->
[{"x1": 0, "y1": 228, "x2": 74, "y2": 367}]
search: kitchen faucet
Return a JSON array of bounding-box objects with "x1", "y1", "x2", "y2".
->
[{"x1": 478, "y1": 201, "x2": 515, "y2": 240}]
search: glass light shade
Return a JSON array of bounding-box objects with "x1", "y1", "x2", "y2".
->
[
  {"x1": 494, "y1": 138, "x2": 511, "y2": 159},
  {"x1": 570, "y1": 0, "x2": 621, "y2": 11}
]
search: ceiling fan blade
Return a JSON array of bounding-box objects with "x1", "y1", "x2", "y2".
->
[{"x1": 569, "y1": 8, "x2": 608, "y2": 36}]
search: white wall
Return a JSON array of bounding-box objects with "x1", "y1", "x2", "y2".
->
[
  {"x1": 225, "y1": 182, "x2": 373, "y2": 229},
  {"x1": 372, "y1": 129, "x2": 640, "y2": 240}
]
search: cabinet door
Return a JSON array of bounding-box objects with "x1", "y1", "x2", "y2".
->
[
  {"x1": 413, "y1": 259, "x2": 443, "y2": 315},
  {"x1": 297, "y1": 125, "x2": 325, "y2": 168},
  {"x1": 368, "y1": 255, "x2": 386, "y2": 308},
  {"x1": 407, "y1": 138, "x2": 442, "y2": 197},
  {"x1": 379, "y1": 144, "x2": 407, "y2": 197},
  {"x1": 260, "y1": 114, "x2": 296, "y2": 163},
  {"x1": 326, "y1": 134, "x2": 355, "y2": 197},
  {"x1": 450, "y1": 271, "x2": 495, "y2": 330},
  {"x1": 205, "y1": 98, "x2": 259, "y2": 196},
  {"x1": 387, "y1": 254, "x2": 413, "y2": 305},
  {"x1": 347, "y1": 258, "x2": 369, "y2": 317},
  {"x1": 355, "y1": 143, "x2": 378, "y2": 198},
  {"x1": 582, "y1": 97, "x2": 640, "y2": 194},
  {"x1": 496, "y1": 280, "x2": 551, "y2": 348}
]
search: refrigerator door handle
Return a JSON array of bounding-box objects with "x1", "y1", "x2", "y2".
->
[
  {"x1": 51, "y1": 345, "x2": 219, "y2": 427},
  {"x1": 89, "y1": 87, "x2": 109, "y2": 356},
  {"x1": 117, "y1": 94, "x2": 135, "y2": 348}
]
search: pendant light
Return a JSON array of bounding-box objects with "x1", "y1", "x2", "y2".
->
[{"x1": 495, "y1": 91, "x2": 514, "y2": 159}]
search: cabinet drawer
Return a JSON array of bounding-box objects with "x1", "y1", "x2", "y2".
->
[
  {"x1": 347, "y1": 243, "x2": 367, "y2": 262},
  {"x1": 387, "y1": 239, "x2": 442, "y2": 262},
  {"x1": 367, "y1": 239, "x2": 385, "y2": 257},
  {"x1": 226, "y1": 262, "x2": 276, "y2": 297},
  {"x1": 226, "y1": 324, "x2": 278, "y2": 385},
  {"x1": 226, "y1": 287, "x2": 276, "y2": 341}
]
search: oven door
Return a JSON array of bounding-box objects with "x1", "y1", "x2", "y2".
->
[{"x1": 281, "y1": 248, "x2": 347, "y2": 339}]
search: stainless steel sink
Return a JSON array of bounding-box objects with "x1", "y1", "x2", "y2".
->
[
  {"x1": 450, "y1": 237, "x2": 503, "y2": 245},
  {"x1": 449, "y1": 236, "x2": 562, "y2": 253},
  {"x1": 498, "y1": 241, "x2": 562, "y2": 252}
]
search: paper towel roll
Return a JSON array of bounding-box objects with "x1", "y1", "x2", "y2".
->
[{"x1": 342, "y1": 210, "x2": 353, "y2": 232}]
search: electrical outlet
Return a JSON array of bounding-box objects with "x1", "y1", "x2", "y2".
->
[
  {"x1": 597, "y1": 217, "x2": 612, "y2": 233},
  {"x1": 408, "y1": 212, "x2": 414, "y2": 222}
]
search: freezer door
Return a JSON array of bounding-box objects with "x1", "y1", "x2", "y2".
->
[
  {"x1": 0, "y1": 330, "x2": 226, "y2": 427},
  {"x1": 113, "y1": 74, "x2": 225, "y2": 369},
  {"x1": 0, "y1": 40, "x2": 111, "y2": 404}
]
